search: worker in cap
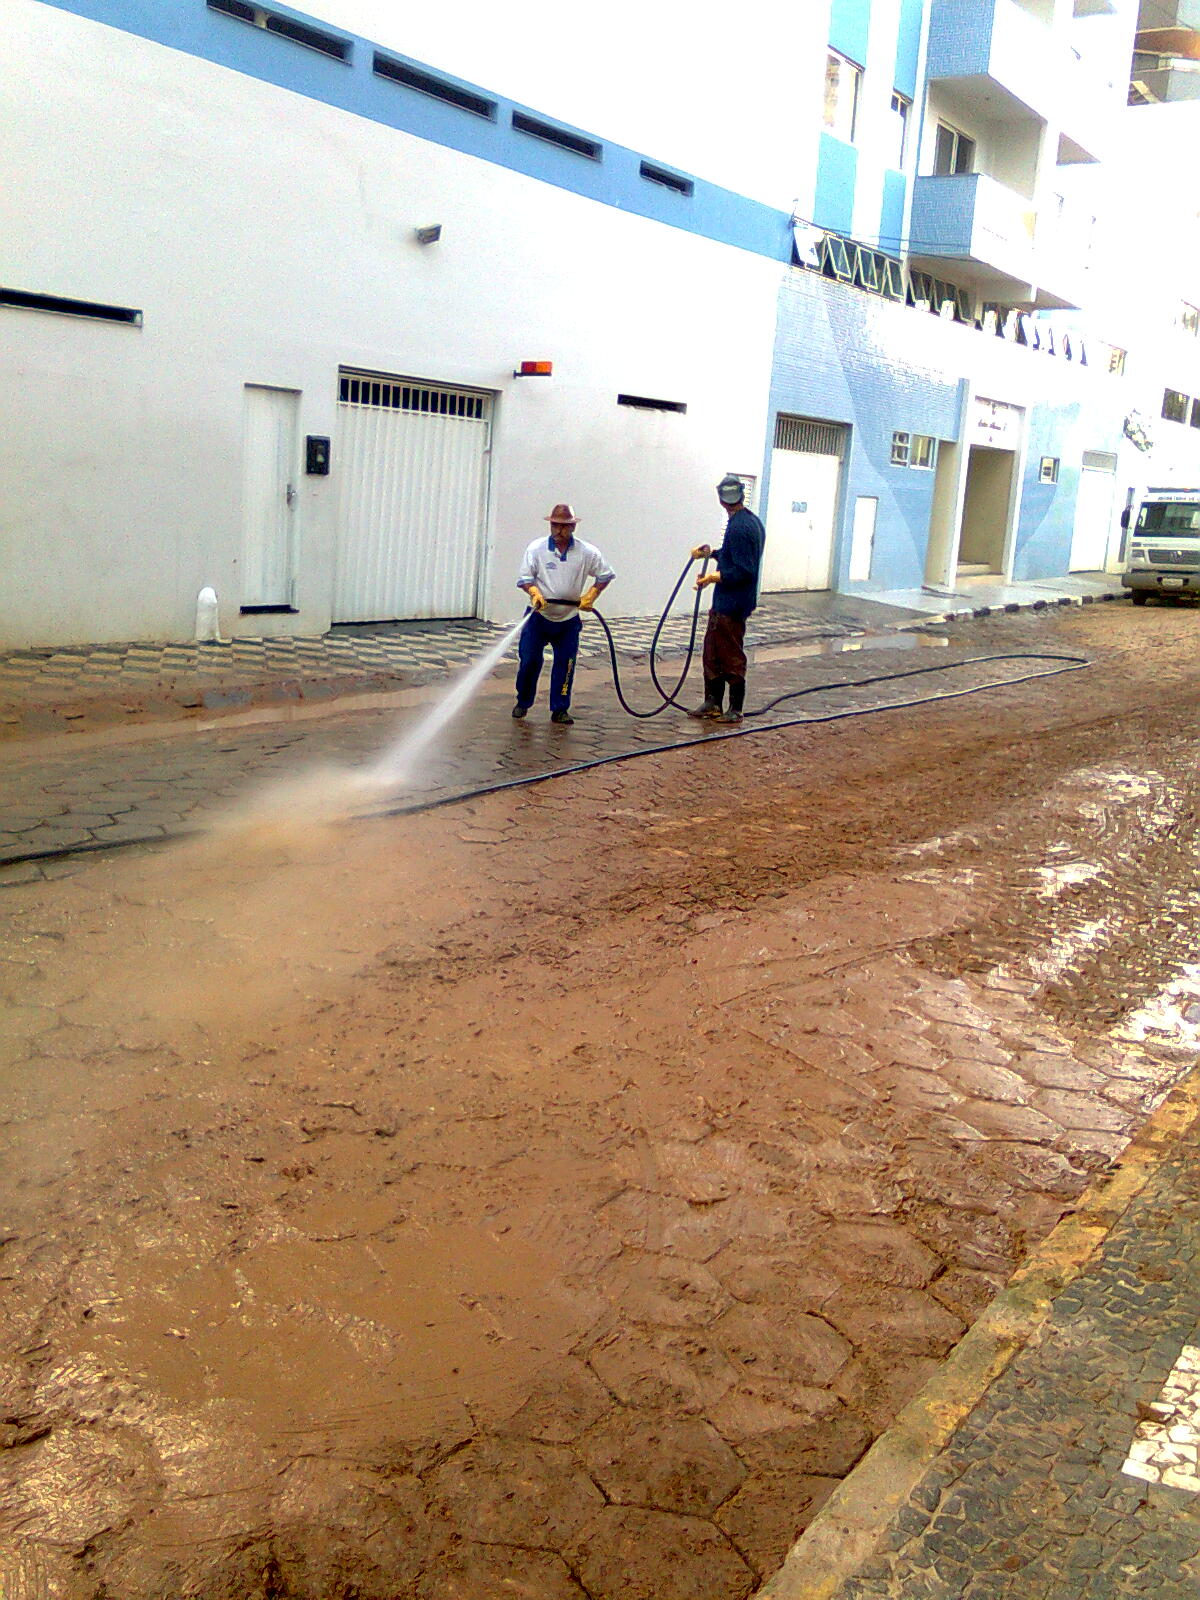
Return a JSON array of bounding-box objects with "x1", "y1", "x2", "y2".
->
[
  {"x1": 688, "y1": 475, "x2": 765, "y2": 724},
  {"x1": 514, "y1": 504, "x2": 615, "y2": 724}
]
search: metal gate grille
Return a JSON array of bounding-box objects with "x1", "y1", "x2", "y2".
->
[
  {"x1": 338, "y1": 373, "x2": 486, "y2": 419},
  {"x1": 334, "y1": 370, "x2": 492, "y2": 622},
  {"x1": 774, "y1": 415, "x2": 845, "y2": 455}
]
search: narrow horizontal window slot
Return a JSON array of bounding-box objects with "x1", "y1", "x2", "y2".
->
[
  {"x1": 240, "y1": 604, "x2": 299, "y2": 614},
  {"x1": 206, "y1": 1, "x2": 350, "y2": 62},
  {"x1": 373, "y1": 53, "x2": 496, "y2": 118},
  {"x1": 1, "y1": 287, "x2": 142, "y2": 325},
  {"x1": 617, "y1": 393, "x2": 687, "y2": 414},
  {"x1": 639, "y1": 161, "x2": 693, "y2": 197},
  {"x1": 511, "y1": 111, "x2": 601, "y2": 160}
]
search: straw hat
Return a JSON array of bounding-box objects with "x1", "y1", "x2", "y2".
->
[{"x1": 545, "y1": 503, "x2": 578, "y2": 525}]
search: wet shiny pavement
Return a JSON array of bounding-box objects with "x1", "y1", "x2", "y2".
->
[{"x1": 0, "y1": 631, "x2": 1080, "y2": 876}]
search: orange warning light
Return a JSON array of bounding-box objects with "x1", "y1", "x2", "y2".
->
[{"x1": 516, "y1": 360, "x2": 553, "y2": 377}]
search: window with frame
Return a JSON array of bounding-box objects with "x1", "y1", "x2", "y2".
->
[
  {"x1": 891, "y1": 431, "x2": 910, "y2": 465},
  {"x1": 910, "y1": 434, "x2": 937, "y2": 469},
  {"x1": 1039, "y1": 457, "x2": 1060, "y2": 484},
  {"x1": 824, "y1": 51, "x2": 862, "y2": 142},
  {"x1": 1179, "y1": 303, "x2": 1199, "y2": 337},
  {"x1": 888, "y1": 92, "x2": 911, "y2": 169},
  {"x1": 1108, "y1": 346, "x2": 1127, "y2": 376},
  {"x1": 1163, "y1": 388, "x2": 1189, "y2": 423},
  {"x1": 934, "y1": 122, "x2": 975, "y2": 176}
]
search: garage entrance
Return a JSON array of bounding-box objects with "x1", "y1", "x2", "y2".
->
[
  {"x1": 333, "y1": 371, "x2": 492, "y2": 622},
  {"x1": 762, "y1": 416, "x2": 846, "y2": 592}
]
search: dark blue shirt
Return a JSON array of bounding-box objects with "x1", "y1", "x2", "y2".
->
[{"x1": 712, "y1": 507, "x2": 765, "y2": 618}]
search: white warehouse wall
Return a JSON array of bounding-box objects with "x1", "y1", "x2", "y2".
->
[
  {"x1": 0, "y1": 1, "x2": 784, "y2": 647},
  {"x1": 310, "y1": 0, "x2": 833, "y2": 214}
]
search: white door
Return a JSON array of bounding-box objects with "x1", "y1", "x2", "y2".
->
[
  {"x1": 1069, "y1": 458, "x2": 1118, "y2": 572},
  {"x1": 242, "y1": 385, "x2": 299, "y2": 608},
  {"x1": 334, "y1": 372, "x2": 492, "y2": 622},
  {"x1": 762, "y1": 427, "x2": 843, "y2": 592}
]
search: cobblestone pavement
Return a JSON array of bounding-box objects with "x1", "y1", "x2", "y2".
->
[
  {"x1": 823, "y1": 1123, "x2": 1200, "y2": 1600},
  {"x1": 0, "y1": 636, "x2": 1081, "y2": 874},
  {"x1": 0, "y1": 595, "x2": 872, "y2": 738},
  {"x1": 3, "y1": 600, "x2": 1193, "y2": 1599}
]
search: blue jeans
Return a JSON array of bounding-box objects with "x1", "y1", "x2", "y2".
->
[{"x1": 516, "y1": 611, "x2": 581, "y2": 713}]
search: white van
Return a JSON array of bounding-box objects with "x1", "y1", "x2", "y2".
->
[{"x1": 1123, "y1": 488, "x2": 1200, "y2": 604}]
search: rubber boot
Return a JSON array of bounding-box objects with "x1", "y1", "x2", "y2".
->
[
  {"x1": 717, "y1": 677, "x2": 745, "y2": 724},
  {"x1": 689, "y1": 676, "x2": 725, "y2": 718}
]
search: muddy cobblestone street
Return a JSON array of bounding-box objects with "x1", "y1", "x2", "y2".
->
[{"x1": 3, "y1": 603, "x2": 1200, "y2": 1599}]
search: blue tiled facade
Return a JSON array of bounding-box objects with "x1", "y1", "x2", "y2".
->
[
  {"x1": 925, "y1": 0, "x2": 996, "y2": 79},
  {"x1": 766, "y1": 272, "x2": 963, "y2": 591},
  {"x1": 765, "y1": 269, "x2": 1126, "y2": 593},
  {"x1": 894, "y1": 0, "x2": 925, "y2": 98}
]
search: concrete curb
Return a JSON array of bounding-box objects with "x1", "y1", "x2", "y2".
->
[
  {"x1": 757, "y1": 1060, "x2": 1200, "y2": 1600},
  {"x1": 908, "y1": 586, "x2": 1126, "y2": 631}
]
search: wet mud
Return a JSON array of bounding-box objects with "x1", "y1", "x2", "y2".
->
[{"x1": 3, "y1": 603, "x2": 1200, "y2": 1599}]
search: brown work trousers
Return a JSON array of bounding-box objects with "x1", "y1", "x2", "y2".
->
[{"x1": 702, "y1": 610, "x2": 747, "y2": 681}]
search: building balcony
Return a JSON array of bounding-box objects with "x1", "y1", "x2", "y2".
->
[
  {"x1": 910, "y1": 172, "x2": 1092, "y2": 309},
  {"x1": 926, "y1": 0, "x2": 1112, "y2": 161},
  {"x1": 909, "y1": 172, "x2": 1037, "y2": 300}
]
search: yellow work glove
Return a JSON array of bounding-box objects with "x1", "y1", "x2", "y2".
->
[
  {"x1": 695, "y1": 572, "x2": 720, "y2": 589},
  {"x1": 526, "y1": 585, "x2": 546, "y2": 611},
  {"x1": 578, "y1": 585, "x2": 602, "y2": 611},
  {"x1": 691, "y1": 544, "x2": 712, "y2": 560}
]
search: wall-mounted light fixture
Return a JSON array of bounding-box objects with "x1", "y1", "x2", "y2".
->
[
  {"x1": 514, "y1": 360, "x2": 553, "y2": 377},
  {"x1": 415, "y1": 224, "x2": 442, "y2": 245}
]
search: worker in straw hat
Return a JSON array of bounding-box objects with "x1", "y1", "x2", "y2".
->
[{"x1": 514, "y1": 503, "x2": 615, "y2": 725}]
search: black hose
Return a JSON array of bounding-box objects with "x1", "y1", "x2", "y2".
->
[
  {"x1": 370, "y1": 650, "x2": 1092, "y2": 821},
  {"x1": 583, "y1": 557, "x2": 710, "y2": 717}
]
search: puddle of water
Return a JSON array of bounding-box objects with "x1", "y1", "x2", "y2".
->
[
  {"x1": 755, "y1": 632, "x2": 950, "y2": 667},
  {"x1": 1116, "y1": 963, "x2": 1200, "y2": 1050},
  {"x1": 1034, "y1": 861, "x2": 1104, "y2": 898}
]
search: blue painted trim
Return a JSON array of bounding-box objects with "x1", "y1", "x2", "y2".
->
[
  {"x1": 879, "y1": 170, "x2": 907, "y2": 255},
  {"x1": 34, "y1": 0, "x2": 794, "y2": 264},
  {"x1": 829, "y1": 0, "x2": 871, "y2": 66},
  {"x1": 814, "y1": 133, "x2": 858, "y2": 235},
  {"x1": 894, "y1": 0, "x2": 924, "y2": 100}
]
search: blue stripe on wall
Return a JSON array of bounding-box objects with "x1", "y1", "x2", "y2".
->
[
  {"x1": 814, "y1": 134, "x2": 858, "y2": 235},
  {"x1": 894, "y1": 0, "x2": 924, "y2": 100},
  {"x1": 829, "y1": 0, "x2": 871, "y2": 65},
  {"x1": 879, "y1": 170, "x2": 907, "y2": 255},
  {"x1": 33, "y1": 0, "x2": 794, "y2": 264}
]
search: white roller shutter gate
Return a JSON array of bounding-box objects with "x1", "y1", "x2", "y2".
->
[{"x1": 334, "y1": 371, "x2": 492, "y2": 622}]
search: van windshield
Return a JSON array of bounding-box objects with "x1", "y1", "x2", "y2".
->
[{"x1": 1137, "y1": 503, "x2": 1200, "y2": 535}]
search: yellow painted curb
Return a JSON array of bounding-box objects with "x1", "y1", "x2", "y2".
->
[{"x1": 757, "y1": 1064, "x2": 1200, "y2": 1600}]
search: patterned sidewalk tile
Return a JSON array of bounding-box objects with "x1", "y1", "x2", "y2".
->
[{"x1": 0, "y1": 600, "x2": 866, "y2": 714}]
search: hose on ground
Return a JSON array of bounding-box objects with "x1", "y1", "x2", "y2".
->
[{"x1": 0, "y1": 564, "x2": 1092, "y2": 870}]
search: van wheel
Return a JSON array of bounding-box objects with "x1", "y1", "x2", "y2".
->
[{"x1": 1131, "y1": 591, "x2": 1149, "y2": 605}]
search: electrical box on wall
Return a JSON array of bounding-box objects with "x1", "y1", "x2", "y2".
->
[{"x1": 305, "y1": 436, "x2": 331, "y2": 475}]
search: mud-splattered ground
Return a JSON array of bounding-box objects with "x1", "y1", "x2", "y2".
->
[{"x1": 4, "y1": 602, "x2": 1200, "y2": 1600}]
